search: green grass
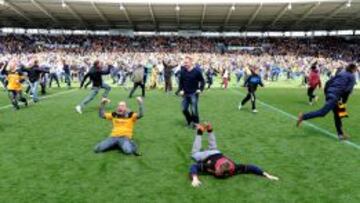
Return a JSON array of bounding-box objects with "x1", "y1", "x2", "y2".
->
[{"x1": 0, "y1": 84, "x2": 359, "y2": 203}]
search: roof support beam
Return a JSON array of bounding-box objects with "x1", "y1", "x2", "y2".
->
[
  {"x1": 223, "y1": 3, "x2": 235, "y2": 28},
  {"x1": 175, "y1": 5, "x2": 180, "y2": 26},
  {"x1": 91, "y1": 1, "x2": 110, "y2": 25},
  {"x1": 64, "y1": 2, "x2": 87, "y2": 27},
  {"x1": 320, "y1": 2, "x2": 347, "y2": 25},
  {"x1": 3, "y1": 0, "x2": 32, "y2": 22},
  {"x1": 344, "y1": 11, "x2": 360, "y2": 25},
  {"x1": 292, "y1": 3, "x2": 320, "y2": 28},
  {"x1": 120, "y1": 4, "x2": 133, "y2": 27},
  {"x1": 245, "y1": 3, "x2": 263, "y2": 30},
  {"x1": 30, "y1": 0, "x2": 59, "y2": 24},
  {"x1": 269, "y1": 4, "x2": 289, "y2": 28},
  {"x1": 148, "y1": 3, "x2": 157, "y2": 29},
  {"x1": 200, "y1": 4, "x2": 206, "y2": 30}
]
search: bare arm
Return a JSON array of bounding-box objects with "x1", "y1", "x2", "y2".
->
[
  {"x1": 99, "y1": 98, "x2": 110, "y2": 119},
  {"x1": 136, "y1": 97, "x2": 144, "y2": 119}
]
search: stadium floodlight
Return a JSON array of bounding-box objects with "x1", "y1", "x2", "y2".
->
[
  {"x1": 119, "y1": 4, "x2": 125, "y2": 10},
  {"x1": 61, "y1": 0, "x2": 67, "y2": 8},
  {"x1": 231, "y1": 5, "x2": 235, "y2": 11},
  {"x1": 175, "y1": 5, "x2": 180, "y2": 11},
  {"x1": 288, "y1": 2, "x2": 292, "y2": 10},
  {"x1": 0, "y1": 0, "x2": 4, "y2": 5},
  {"x1": 346, "y1": 0, "x2": 351, "y2": 7}
]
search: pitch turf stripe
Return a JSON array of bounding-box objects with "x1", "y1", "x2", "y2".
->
[
  {"x1": 233, "y1": 89, "x2": 360, "y2": 150},
  {"x1": 0, "y1": 89, "x2": 78, "y2": 111},
  {"x1": 257, "y1": 101, "x2": 360, "y2": 150}
]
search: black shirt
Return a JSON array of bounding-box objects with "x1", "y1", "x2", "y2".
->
[{"x1": 80, "y1": 66, "x2": 111, "y2": 88}]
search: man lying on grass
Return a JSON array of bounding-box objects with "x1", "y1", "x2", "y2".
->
[
  {"x1": 189, "y1": 122, "x2": 279, "y2": 187},
  {"x1": 94, "y1": 97, "x2": 144, "y2": 156}
]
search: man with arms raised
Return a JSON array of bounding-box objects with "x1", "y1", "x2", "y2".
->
[{"x1": 94, "y1": 97, "x2": 144, "y2": 156}]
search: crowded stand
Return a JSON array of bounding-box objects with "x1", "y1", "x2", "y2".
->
[{"x1": 1, "y1": 34, "x2": 359, "y2": 93}]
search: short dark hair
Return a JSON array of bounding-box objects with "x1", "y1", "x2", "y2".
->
[
  {"x1": 346, "y1": 63, "x2": 357, "y2": 72},
  {"x1": 93, "y1": 60, "x2": 100, "y2": 67},
  {"x1": 311, "y1": 62, "x2": 317, "y2": 70}
]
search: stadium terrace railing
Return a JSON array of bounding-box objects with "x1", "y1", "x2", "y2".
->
[{"x1": 1, "y1": 28, "x2": 360, "y2": 38}]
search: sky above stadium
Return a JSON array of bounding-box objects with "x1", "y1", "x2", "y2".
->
[{"x1": 66, "y1": 0, "x2": 349, "y2": 4}]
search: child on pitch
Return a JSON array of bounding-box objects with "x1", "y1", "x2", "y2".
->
[
  {"x1": 238, "y1": 66, "x2": 264, "y2": 113},
  {"x1": 1, "y1": 60, "x2": 28, "y2": 110},
  {"x1": 189, "y1": 122, "x2": 279, "y2": 187},
  {"x1": 297, "y1": 63, "x2": 357, "y2": 140},
  {"x1": 94, "y1": 97, "x2": 144, "y2": 156},
  {"x1": 307, "y1": 62, "x2": 322, "y2": 105}
]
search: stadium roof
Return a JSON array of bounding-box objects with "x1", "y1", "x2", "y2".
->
[{"x1": 0, "y1": 0, "x2": 359, "y2": 32}]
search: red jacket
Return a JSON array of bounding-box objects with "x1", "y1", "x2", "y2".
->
[{"x1": 308, "y1": 70, "x2": 321, "y2": 89}]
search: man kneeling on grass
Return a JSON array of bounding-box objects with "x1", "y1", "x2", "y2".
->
[
  {"x1": 189, "y1": 122, "x2": 279, "y2": 187},
  {"x1": 94, "y1": 97, "x2": 144, "y2": 156}
]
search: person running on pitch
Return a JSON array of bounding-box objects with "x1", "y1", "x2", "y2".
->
[
  {"x1": 297, "y1": 63, "x2": 357, "y2": 140},
  {"x1": 238, "y1": 67, "x2": 264, "y2": 113},
  {"x1": 189, "y1": 122, "x2": 279, "y2": 187},
  {"x1": 76, "y1": 60, "x2": 112, "y2": 114},
  {"x1": 94, "y1": 97, "x2": 144, "y2": 156},
  {"x1": 22, "y1": 60, "x2": 48, "y2": 103},
  {"x1": 2, "y1": 61, "x2": 28, "y2": 110},
  {"x1": 307, "y1": 62, "x2": 322, "y2": 105},
  {"x1": 177, "y1": 56, "x2": 205, "y2": 127},
  {"x1": 129, "y1": 64, "x2": 145, "y2": 98}
]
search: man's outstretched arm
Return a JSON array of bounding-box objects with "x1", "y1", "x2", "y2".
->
[
  {"x1": 236, "y1": 164, "x2": 279, "y2": 180},
  {"x1": 189, "y1": 164, "x2": 202, "y2": 187},
  {"x1": 99, "y1": 98, "x2": 110, "y2": 119},
  {"x1": 136, "y1": 97, "x2": 144, "y2": 119}
]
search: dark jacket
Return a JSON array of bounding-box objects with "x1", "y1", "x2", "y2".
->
[
  {"x1": 325, "y1": 70, "x2": 356, "y2": 103},
  {"x1": 80, "y1": 66, "x2": 111, "y2": 88},
  {"x1": 244, "y1": 74, "x2": 264, "y2": 92},
  {"x1": 22, "y1": 65, "x2": 48, "y2": 83},
  {"x1": 189, "y1": 153, "x2": 264, "y2": 179},
  {"x1": 178, "y1": 66, "x2": 205, "y2": 95}
]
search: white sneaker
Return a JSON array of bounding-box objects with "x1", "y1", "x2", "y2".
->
[
  {"x1": 75, "y1": 105, "x2": 82, "y2": 114},
  {"x1": 309, "y1": 102, "x2": 313, "y2": 106},
  {"x1": 315, "y1": 96, "x2": 319, "y2": 102},
  {"x1": 238, "y1": 103, "x2": 242, "y2": 110},
  {"x1": 252, "y1": 109, "x2": 258, "y2": 113}
]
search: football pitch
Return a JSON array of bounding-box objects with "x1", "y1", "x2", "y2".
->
[{"x1": 0, "y1": 85, "x2": 359, "y2": 202}]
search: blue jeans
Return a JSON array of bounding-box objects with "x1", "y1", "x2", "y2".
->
[
  {"x1": 236, "y1": 73, "x2": 243, "y2": 83},
  {"x1": 94, "y1": 137, "x2": 137, "y2": 155},
  {"x1": 79, "y1": 83, "x2": 111, "y2": 108},
  {"x1": 182, "y1": 93, "x2": 199, "y2": 125},
  {"x1": 0, "y1": 74, "x2": 6, "y2": 88},
  {"x1": 64, "y1": 73, "x2": 71, "y2": 87},
  {"x1": 30, "y1": 81, "x2": 39, "y2": 102},
  {"x1": 303, "y1": 94, "x2": 343, "y2": 136},
  {"x1": 191, "y1": 131, "x2": 220, "y2": 161}
]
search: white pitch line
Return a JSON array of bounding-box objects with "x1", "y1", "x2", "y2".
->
[
  {"x1": 0, "y1": 89, "x2": 78, "y2": 111},
  {"x1": 233, "y1": 89, "x2": 360, "y2": 150}
]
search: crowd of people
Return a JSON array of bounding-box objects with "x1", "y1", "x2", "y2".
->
[
  {"x1": 1, "y1": 34, "x2": 359, "y2": 94},
  {"x1": 0, "y1": 33, "x2": 359, "y2": 187}
]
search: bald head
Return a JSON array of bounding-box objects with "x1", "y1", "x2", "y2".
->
[{"x1": 117, "y1": 101, "x2": 128, "y2": 115}]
